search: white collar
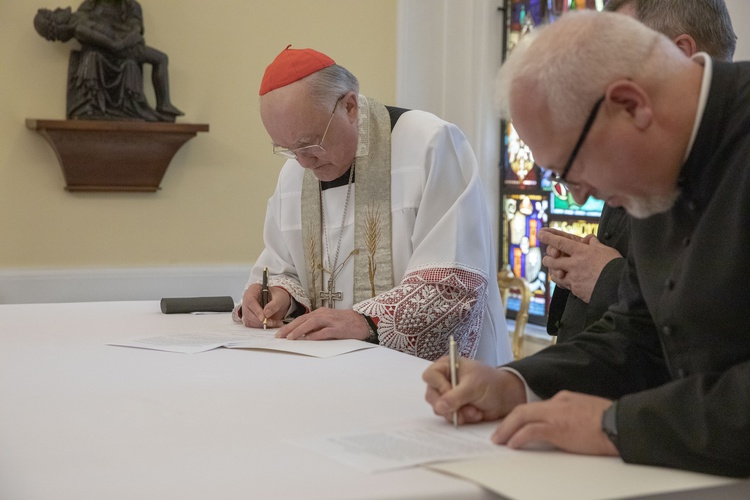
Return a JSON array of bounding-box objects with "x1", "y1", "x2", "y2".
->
[{"x1": 683, "y1": 53, "x2": 713, "y2": 162}]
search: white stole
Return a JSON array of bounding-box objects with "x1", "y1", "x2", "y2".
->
[{"x1": 300, "y1": 96, "x2": 395, "y2": 309}]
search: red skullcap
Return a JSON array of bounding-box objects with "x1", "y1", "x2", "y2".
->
[{"x1": 259, "y1": 45, "x2": 335, "y2": 96}]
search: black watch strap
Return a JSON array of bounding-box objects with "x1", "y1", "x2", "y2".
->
[
  {"x1": 362, "y1": 314, "x2": 379, "y2": 344},
  {"x1": 602, "y1": 401, "x2": 619, "y2": 447}
]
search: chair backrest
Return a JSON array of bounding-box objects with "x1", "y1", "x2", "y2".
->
[{"x1": 497, "y1": 265, "x2": 531, "y2": 360}]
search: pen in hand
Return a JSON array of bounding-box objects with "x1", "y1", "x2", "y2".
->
[
  {"x1": 449, "y1": 335, "x2": 459, "y2": 428},
  {"x1": 261, "y1": 267, "x2": 270, "y2": 330}
]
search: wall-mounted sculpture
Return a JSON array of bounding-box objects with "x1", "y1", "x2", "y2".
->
[
  {"x1": 33, "y1": 0, "x2": 183, "y2": 122},
  {"x1": 28, "y1": 0, "x2": 208, "y2": 192}
]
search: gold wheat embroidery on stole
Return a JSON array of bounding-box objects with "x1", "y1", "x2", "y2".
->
[
  {"x1": 306, "y1": 229, "x2": 319, "y2": 309},
  {"x1": 365, "y1": 204, "x2": 382, "y2": 298}
]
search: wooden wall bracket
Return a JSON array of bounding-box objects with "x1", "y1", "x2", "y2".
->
[{"x1": 26, "y1": 119, "x2": 209, "y2": 192}]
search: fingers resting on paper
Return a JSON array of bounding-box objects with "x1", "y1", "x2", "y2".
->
[
  {"x1": 275, "y1": 308, "x2": 369, "y2": 341},
  {"x1": 491, "y1": 390, "x2": 619, "y2": 456}
]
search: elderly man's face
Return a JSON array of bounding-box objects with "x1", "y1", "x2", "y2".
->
[
  {"x1": 510, "y1": 86, "x2": 676, "y2": 218},
  {"x1": 260, "y1": 82, "x2": 358, "y2": 182}
]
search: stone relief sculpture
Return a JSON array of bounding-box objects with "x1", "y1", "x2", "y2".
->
[{"x1": 33, "y1": 0, "x2": 183, "y2": 122}]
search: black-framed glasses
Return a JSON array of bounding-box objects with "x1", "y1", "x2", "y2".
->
[
  {"x1": 551, "y1": 95, "x2": 605, "y2": 188},
  {"x1": 272, "y1": 94, "x2": 347, "y2": 160}
]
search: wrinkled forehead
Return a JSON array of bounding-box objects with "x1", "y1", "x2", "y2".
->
[
  {"x1": 259, "y1": 81, "x2": 331, "y2": 147},
  {"x1": 259, "y1": 80, "x2": 316, "y2": 121}
]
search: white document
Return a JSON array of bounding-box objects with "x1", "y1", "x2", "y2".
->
[
  {"x1": 224, "y1": 336, "x2": 377, "y2": 358},
  {"x1": 427, "y1": 451, "x2": 738, "y2": 500},
  {"x1": 289, "y1": 419, "x2": 509, "y2": 473},
  {"x1": 108, "y1": 332, "x2": 240, "y2": 354},
  {"x1": 109, "y1": 325, "x2": 378, "y2": 358}
]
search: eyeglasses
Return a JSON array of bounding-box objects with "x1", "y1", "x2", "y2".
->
[
  {"x1": 272, "y1": 94, "x2": 347, "y2": 160},
  {"x1": 550, "y1": 95, "x2": 605, "y2": 189}
]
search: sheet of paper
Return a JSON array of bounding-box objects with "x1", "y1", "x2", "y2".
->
[
  {"x1": 109, "y1": 325, "x2": 378, "y2": 358},
  {"x1": 289, "y1": 419, "x2": 509, "y2": 473},
  {"x1": 224, "y1": 337, "x2": 376, "y2": 357},
  {"x1": 427, "y1": 451, "x2": 738, "y2": 500},
  {"x1": 107, "y1": 332, "x2": 245, "y2": 354}
]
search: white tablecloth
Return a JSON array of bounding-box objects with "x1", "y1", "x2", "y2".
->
[{"x1": 0, "y1": 301, "x2": 497, "y2": 500}]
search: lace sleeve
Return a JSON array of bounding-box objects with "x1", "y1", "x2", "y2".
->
[{"x1": 353, "y1": 264, "x2": 487, "y2": 361}]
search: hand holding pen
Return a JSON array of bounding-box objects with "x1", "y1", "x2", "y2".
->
[
  {"x1": 261, "y1": 267, "x2": 270, "y2": 330},
  {"x1": 449, "y1": 335, "x2": 460, "y2": 428},
  {"x1": 423, "y1": 355, "x2": 528, "y2": 428}
]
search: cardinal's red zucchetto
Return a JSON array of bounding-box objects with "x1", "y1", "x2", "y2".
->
[{"x1": 259, "y1": 45, "x2": 336, "y2": 96}]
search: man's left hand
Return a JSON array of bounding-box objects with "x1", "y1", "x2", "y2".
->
[
  {"x1": 491, "y1": 390, "x2": 620, "y2": 456},
  {"x1": 275, "y1": 308, "x2": 370, "y2": 341}
]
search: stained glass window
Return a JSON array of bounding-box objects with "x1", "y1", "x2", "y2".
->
[{"x1": 500, "y1": 0, "x2": 606, "y2": 326}]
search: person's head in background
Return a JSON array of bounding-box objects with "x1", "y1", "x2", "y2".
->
[{"x1": 604, "y1": 0, "x2": 736, "y2": 61}]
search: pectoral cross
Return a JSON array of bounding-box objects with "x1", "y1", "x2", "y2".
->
[{"x1": 320, "y1": 276, "x2": 343, "y2": 308}]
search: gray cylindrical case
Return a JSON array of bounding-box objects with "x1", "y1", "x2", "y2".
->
[{"x1": 160, "y1": 296, "x2": 235, "y2": 314}]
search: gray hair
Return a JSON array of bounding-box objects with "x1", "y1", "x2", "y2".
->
[
  {"x1": 495, "y1": 10, "x2": 683, "y2": 128},
  {"x1": 604, "y1": 0, "x2": 736, "y2": 61},
  {"x1": 304, "y1": 64, "x2": 360, "y2": 111}
]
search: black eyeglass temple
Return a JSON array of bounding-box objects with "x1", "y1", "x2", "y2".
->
[{"x1": 560, "y1": 95, "x2": 605, "y2": 181}]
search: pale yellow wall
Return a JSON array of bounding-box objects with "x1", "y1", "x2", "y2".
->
[{"x1": 1, "y1": 0, "x2": 397, "y2": 269}]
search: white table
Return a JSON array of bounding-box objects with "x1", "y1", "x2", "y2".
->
[
  {"x1": 3, "y1": 301, "x2": 748, "y2": 500},
  {"x1": 0, "y1": 301, "x2": 498, "y2": 500}
]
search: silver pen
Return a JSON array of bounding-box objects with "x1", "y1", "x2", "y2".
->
[
  {"x1": 449, "y1": 335, "x2": 459, "y2": 428},
  {"x1": 261, "y1": 267, "x2": 270, "y2": 330}
]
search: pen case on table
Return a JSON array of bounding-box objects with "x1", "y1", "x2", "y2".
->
[{"x1": 160, "y1": 296, "x2": 235, "y2": 314}]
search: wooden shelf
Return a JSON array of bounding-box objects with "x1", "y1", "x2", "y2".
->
[{"x1": 26, "y1": 119, "x2": 209, "y2": 192}]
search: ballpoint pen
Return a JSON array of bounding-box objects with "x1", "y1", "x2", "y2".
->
[
  {"x1": 261, "y1": 267, "x2": 270, "y2": 330},
  {"x1": 449, "y1": 334, "x2": 459, "y2": 428}
]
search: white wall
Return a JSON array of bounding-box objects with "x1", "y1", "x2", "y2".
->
[
  {"x1": 0, "y1": 266, "x2": 249, "y2": 304},
  {"x1": 726, "y1": 0, "x2": 750, "y2": 61}
]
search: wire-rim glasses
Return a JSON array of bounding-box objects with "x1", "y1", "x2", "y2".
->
[{"x1": 272, "y1": 94, "x2": 347, "y2": 160}]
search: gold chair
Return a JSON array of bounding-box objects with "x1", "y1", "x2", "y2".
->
[{"x1": 497, "y1": 265, "x2": 531, "y2": 360}]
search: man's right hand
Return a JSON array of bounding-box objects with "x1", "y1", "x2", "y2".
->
[
  {"x1": 422, "y1": 357, "x2": 527, "y2": 425},
  {"x1": 241, "y1": 284, "x2": 291, "y2": 329}
]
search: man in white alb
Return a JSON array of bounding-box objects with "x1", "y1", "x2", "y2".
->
[{"x1": 235, "y1": 45, "x2": 512, "y2": 364}]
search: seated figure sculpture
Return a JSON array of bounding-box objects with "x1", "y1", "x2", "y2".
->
[{"x1": 34, "y1": 0, "x2": 183, "y2": 122}]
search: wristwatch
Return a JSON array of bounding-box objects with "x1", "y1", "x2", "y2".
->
[
  {"x1": 601, "y1": 401, "x2": 619, "y2": 447},
  {"x1": 361, "y1": 314, "x2": 379, "y2": 344}
]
